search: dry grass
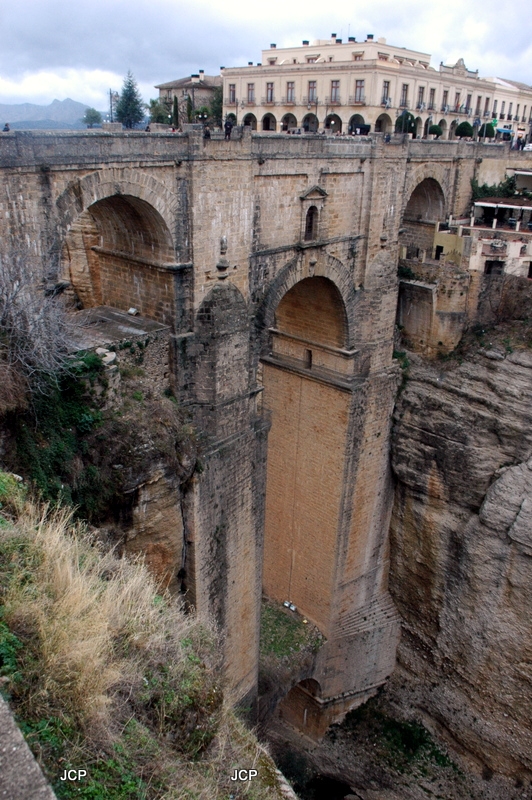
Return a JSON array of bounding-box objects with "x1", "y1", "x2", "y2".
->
[{"x1": 0, "y1": 491, "x2": 289, "y2": 799}]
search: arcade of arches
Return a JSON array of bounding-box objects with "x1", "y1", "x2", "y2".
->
[{"x1": 399, "y1": 177, "x2": 446, "y2": 258}]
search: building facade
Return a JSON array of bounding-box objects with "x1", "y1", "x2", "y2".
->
[
  {"x1": 222, "y1": 34, "x2": 532, "y2": 140},
  {"x1": 156, "y1": 72, "x2": 221, "y2": 122}
]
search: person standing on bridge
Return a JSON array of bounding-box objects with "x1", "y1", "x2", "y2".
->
[
  {"x1": 224, "y1": 119, "x2": 233, "y2": 140},
  {"x1": 2, "y1": 123, "x2": 10, "y2": 132}
]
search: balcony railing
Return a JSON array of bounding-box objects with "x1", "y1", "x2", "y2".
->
[
  {"x1": 261, "y1": 97, "x2": 276, "y2": 105},
  {"x1": 514, "y1": 115, "x2": 520, "y2": 121},
  {"x1": 325, "y1": 95, "x2": 342, "y2": 105},
  {"x1": 441, "y1": 104, "x2": 450, "y2": 113},
  {"x1": 483, "y1": 110, "x2": 490, "y2": 117},
  {"x1": 245, "y1": 98, "x2": 256, "y2": 106},
  {"x1": 427, "y1": 103, "x2": 435, "y2": 111},
  {"x1": 281, "y1": 96, "x2": 296, "y2": 105},
  {"x1": 499, "y1": 113, "x2": 506, "y2": 120},
  {"x1": 302, "y1": 95, "x2": 319, "y2": 106},
  {"x1": 381, "y1": 97, "x2": 392, "y2": 107},
  {"x1": 349, "y1": 95, "x2": 365, "y2": 105},
  {"x1": 399, "y1": 101, "x2": 410, "y2": 109},
  {"x1": 224, "y1": 97, "x2": 237, "y2": 105},
  {"x1": 416, "y1": 102, "x2": 426, "y2": 111}
]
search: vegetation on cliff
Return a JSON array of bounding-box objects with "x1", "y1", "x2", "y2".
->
[{"x1": 0, "y1": 481, "x2": 286, "y2": 799}]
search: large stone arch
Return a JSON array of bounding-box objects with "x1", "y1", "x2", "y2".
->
[
  {"x1": 56, "y1": 168, "x2": 177, "y2": 239},
  {"x1": 56, "y1": 170, "x2": 180, "y2": 323}
]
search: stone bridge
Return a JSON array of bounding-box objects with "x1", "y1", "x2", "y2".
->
[{"x1": 1, "y1": 129, "x2": 528, "y2": 735}]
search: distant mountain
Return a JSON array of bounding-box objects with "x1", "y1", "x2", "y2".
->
[{"x1": 0, "y1": 98, "x2": 100, "y2": 128}]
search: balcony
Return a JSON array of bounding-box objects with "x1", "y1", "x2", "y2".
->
[
  {"x1": 416, "y1": 102, "x2": 426, "y2": 111},
  {"x1": 325, "y1": 95, "x2": 342, "y2": 106},
  {"x1": 261, "y1": 96, "x2": 276, "y2": 106},
  {"x1": 245, "y1": 98, "x2": 256, "y2": 106},
  {"x1": 427, "y1": 103, "x2": 435, "y2": 111},
  {"x1": 499, "y1": 113, "x2": 506, "y2": 120},
  {"x1": 492, "y1": 112, "x2": 498, "y2": 119},
  {"x1": 483, "y1": 110, "x2": 490, "y2": 117},
  {"x1": 399, "y1": 101, "x2": 410, "y2": 109},
  {"x1": 514, "y1": 115, "x2": 520, "y2": 121},
  {"x1": 441, "y1": 104, "x2": 450, "y2": 113},
  {"x1": 224, "y1": 97, "x2": 237, "y2": 105},
  {"x1": 281, "y1": 96, "x2": 296, "y2": 105},
  {"x1": 302, "y1": 95, "x2": 319, "y2": 106},
  {"x1": 381, "y1": 97, "x2": 392, "y2": 107}
]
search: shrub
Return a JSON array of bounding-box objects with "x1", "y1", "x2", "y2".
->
[
  {"x1": 478, "y1": 123, "x2": 495, "y2": 139},
  {"x1": 455, "y1": 121, "x2": 473, "y2": 139},
  {"x1": 428, "y1": 124, "x2": 443, "y2": 138}
]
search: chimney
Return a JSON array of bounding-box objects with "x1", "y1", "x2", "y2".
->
[
  {"x1": 270, "y1": 43, "x2": 276, "y2": 48},
  {"x1": 302, "y1": 40, "x2": 309, "y2": 46},
  {"x1": 248, "y1": 61, "x2": 253, "y2": 65},
  {"x1": 331, "y1": 32, "x2": 337, "y2": 38},
  {"x1": 191, "y1": 73, "x2": 200, "y2": 83},
  {"x1": 348, "y1": 36, "x2": 356, "y2": 42},
  {"x1": 367, "y1": 34, "x2": 374, "y2": 40},
  {"x1": 199, "y1": 69, "x2": 204, "y2": 81},
  {"x1": 336, "y1": 38, "x2": 342, "y2": 44}
]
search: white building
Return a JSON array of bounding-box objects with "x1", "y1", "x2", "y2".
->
[{"x1": 222, "y1": 34, "x2": 532, "y2": 140}]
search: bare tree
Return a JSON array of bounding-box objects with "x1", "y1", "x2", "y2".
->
[{"x1": 0, "y1": 249, "x2": 74, "y2": 403}]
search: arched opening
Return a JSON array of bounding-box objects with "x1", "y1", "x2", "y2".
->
[
  {"x1": 281, "y1": 113, "x2": 297, "y2": 131},
  {"x1": 348, "y1": 113, "x2": 365, "y2": 134},
  {"x1": 302, "y1": 113, "x2": 318, "y2": 132},
  {"x1": 423, "y1": 117, "x2": 431, "y2": 137},
  {"x1": 400, "y1": 178, "x2": 445, "y2": 259},
  {"x1": 414, "y1": 116, "x2": 423, "y2": 139},
  {"x1": 61, "y1": 194, "x2": 175, "y2": 324},
  {"x1": 262, "y1": 276, "x2": 349, "y2": 633},
  {"x1": 375, "y1": 113, "x2": 392, "y2": 133},
  {"x1": 304, "y1": 206, "x2": 319, "y2": 241},
  {"x1": 325, "y1": 113, "x2": 342, "y2": 133},
  {"x1": 242, "y1": 113, "x2": 257, "y2": 130},
  {"x1": 279, "y1": 679, "x2": 323, "y2": 736},
  {"x1": 262, "y1": 113, "x2": 277, "y2": 131},
  {"x1": 449, "y1": 119, "x2": 458, "y2": 139},
  {"x1": 438, "y1": 118, "x2": 448, "y2": 139}
]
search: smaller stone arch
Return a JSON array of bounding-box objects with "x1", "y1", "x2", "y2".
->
[
  {"x1": 438, "y1": 119, "x2": 448, "y2": 139},
  {"x1": 404, "y1": 178, "x2": 445, "y2": 223},
  {"x1": 279, "y1": 679, "x2": 323, "y2": 737},
  {"x1": 449, "y1": 119, "x2": 459, "y2": 139},
  {"x1": 375, "y1": 113, "x2": 392, "y2": 133},
  {"x1": 302, "y1": 113, "x2": 318, "y2": 132},
  {"x1": 281, "y1": 113, "x2": 297, "y2": 131},
  {"x1": 262, "y1": 113, "x2": 276, "y2": 131},
  {"x1": 325, "y1": 113, "x2": 342, "y2": 133},
  {"x1": 243, "y1": 113, "x2": 257, "y2": 129},
  {"x1": 414, "y1": 116, "x2": 423, "y2": 139}
]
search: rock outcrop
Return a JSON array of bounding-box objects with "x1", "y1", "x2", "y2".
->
[{"x1": 390, "y1": 346, "x2": 532, "y2": 780}]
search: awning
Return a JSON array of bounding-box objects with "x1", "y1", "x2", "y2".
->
[{"x1": 496, "y1": 127, "x2": 514, "y2": 134}]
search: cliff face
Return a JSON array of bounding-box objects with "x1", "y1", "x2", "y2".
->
[{"x1": 390, "y1": 346, "x2": 532, "y2": 779}]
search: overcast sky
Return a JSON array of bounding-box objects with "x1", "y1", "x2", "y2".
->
[{"x1": 1, "y1": 0, "x2": 531, "y2": 108}]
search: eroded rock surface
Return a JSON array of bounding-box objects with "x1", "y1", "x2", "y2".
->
[{"x1": 390, "y1": 348, "x2": 532, "y2": 781}]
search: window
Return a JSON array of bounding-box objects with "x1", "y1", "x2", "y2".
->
[
  {"x1": 475, "y1": 96, "x2": 482, "y2": 114},
  {"x1": 286, "y1": 81, "x2": 295, "y2": 103},
  {"x1": 454, "y1": 92, "x2": 461, "y2": 110},
  {"x1": 493, "y1": 99, "x2": 498, "y2": 114},
  {"x1": 516, "y1": 104, "x2": 520, "y2": 118},
  {"x1": 378, "y1": 53, "x2": 389, "y2": 61},
  {"x1": 308, "y1": 81, "x2": 317, "y2": 102},
  {"x1": 465, "y1": 94, "x2": 472, "y2": 111},
  {"x1": 304, "y1": 206, "x2": 318, "y2": 241},
  {"x1": 331, "y1": 80, "x2": 340, "y2": 102},
  {"x1": 382, "y1": 81, "x2": 390, "y2": 103},
  {"x1": 442, "y1": 90, "x2": 448, "y2": 110},
  {"x1": 484, "y1": 97, "x2": 490, "y2": 114},
  {"x1": 508, "y1": 102, "x2": 513, "y2": 117},
  {"x1": 266, "y1": 82, "x2": 274, "y2": 103},
  {"x1": 429, "y1": 88, "x2": 435, "y2": 109},
  {"x1": 417, "y1": 86, "x2": 425, "y2": 107},
  {"x1": 524, "y1": 105, "x2": 528, "y2": 121},
  {"x1": 355, "y1": 80, "x2": 364, "y2": 103},
  {"x1": 400, "y1": 84, "x2": 409, "y2": 106},
  {"x1": 307, "y1": 57, "x2": 317, "y2": 63},
  {"x1": 501, "y1": 101, "x2": 506, "y2": 113},
  {"x1": 247, "y1": 83, "x2": 255, "y2": 103},
  {"x1": 229, "y1": 84, "x2": 236, "y2": 104},
  {"x1": 354, "y1": 54, "x2": 363, "y2": 61}
]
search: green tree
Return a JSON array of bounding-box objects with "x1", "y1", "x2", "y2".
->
[
  {"x1": 478, "y1": 122, "x2": 495, "y2": 139},
  {"x1": 395, "y1": 111, "x2": 416, "y2": 134},
  {"x1": 428, "y1": 124, "x2": 443, "y2": 138},
  {"x1": 82, "y1": 108, "x2": 102, "y2": 128},
  {"x1": 148, "y1": 98, "x2": 169, "y2": 124},
  {"x1": 455, "y1": 121, "x2": 473, "y2": 139},
  {"x1": 209, "y1": 86, "x2": 223, "y2": 127},
  {"x1": 115, "y1": 71, "x2": 145, "y2": 129},
  {"x1": 172, "y1": 96, "x2": 179, "y2": 127},
  {"x1": 186, "y1": 94, "x2": 193, "y2": 123}
]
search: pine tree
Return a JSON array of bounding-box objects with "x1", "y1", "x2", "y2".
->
[
  {"x1": 115, "y1": 71, "x2": 145, "y2": 129},
  {"x1": 172, "y1": 96, "x2": 179, "y2": 128}
]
